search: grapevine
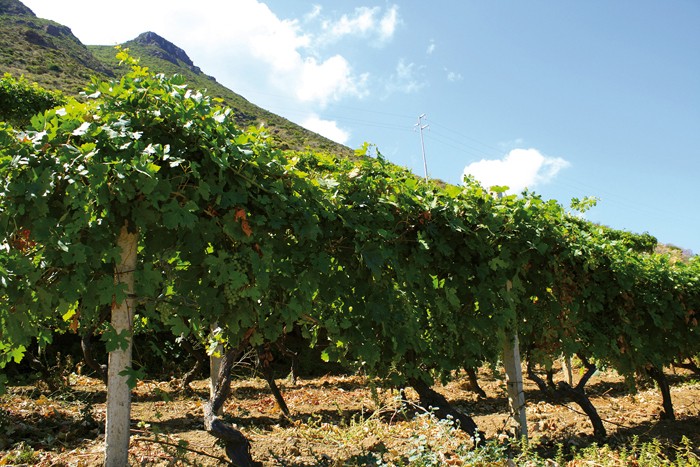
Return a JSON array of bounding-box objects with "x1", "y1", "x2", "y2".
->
[{"x1": 1, "y1": 52, "x2": 698, "y2": 465}]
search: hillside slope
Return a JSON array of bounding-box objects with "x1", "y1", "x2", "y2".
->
[
  {"x1": 0, "y1": 0, "x2": 113, "y2": 93},
  {"x1": 90, "y1": 32, "x2": 352, "y2": 155},
  {"x1": 0, "y1": 0, "x2": 352, "y2": 155}
]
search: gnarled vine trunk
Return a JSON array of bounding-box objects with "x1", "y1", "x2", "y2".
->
[
  {"x1": 82, "y1": 331, "x2": 108, "y2": 385},
  {"x1": 258, "y1": 346, "x2": 290, "y2": 417},
  {"x1": 81, "y1": 306, "x2": 110, "y2": 385},
  {"x1": 527, "y1": 355, "x2": 606, "y2": 439},
  {"x1": 179, "y1": 338, "x2": 207, "y2": 394},
  {"x1": 409, "y1": 377, "x2": 480, "y2": 439},
  {"x1": 646, "y1": 365, "x2": 675, "y2": 420},
  {"x1": 204, "y1": 341, "x2": 261, "y2": 467},
  {"x1": 464, "y1": 367, "x2": 487, "y2": 398},
  {"x1": 674, "y1": 358, "x2": 700, "y2": 376}
]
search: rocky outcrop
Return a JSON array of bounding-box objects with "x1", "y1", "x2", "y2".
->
[
  {"x1": 45, "y1": 23, "x2": 72, "y2": 37},
  {"x1": 133, "y1": 31, "x2": 203, "y2": 74},
  {"x1": 0, "y1": 0, "x2": 36, "y2": 17},
  {"x1": 23, "y1": 29, "x2": 53, "y2": 48}
]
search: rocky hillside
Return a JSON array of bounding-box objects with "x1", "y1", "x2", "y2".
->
[
  {"x1": 0, "y1": 0, "x2": 352, "y2": 155},
  {"x1": 0, "y1": 0, "x2": 114, "y2": 93}
]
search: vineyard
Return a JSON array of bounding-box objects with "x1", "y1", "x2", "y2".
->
[{"x1": 1, "y1": 54, "x2": 699, "y2": 466}]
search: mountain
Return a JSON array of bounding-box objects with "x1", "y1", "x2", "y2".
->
[
  {"x1": 0, "y1": 0, "x2": 33, "y2": 16},
  {"x1": 90, "y1": 32, "x2": 350, "y2": 155},
  {"x1": 0, "y1": 0, "x2": 114, "y2": 93},
  {"x1": 0, "y1": 0, "x2": 351, "y2": 156}
]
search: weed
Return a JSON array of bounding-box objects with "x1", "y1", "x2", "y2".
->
[{"x1": 0, "y1": 441, "x2": 38, "y2": 464}]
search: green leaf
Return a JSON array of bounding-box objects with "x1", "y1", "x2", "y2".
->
[
  {"x1": 490, "y1": 185, "x2": 509, "y2": 194},
  {"x1": 119, "y1": 366, "x2": 146, "y2": 389},
  {"x1": 444, "y1": 184, "x2": 462, "y2": 198},
  {"x1": 102, "y1": 327, "x2": 131, "y2": 352},
  {"x1": 361, "y1": 244, "x2": 384, "y2": 275},
  {"x1": 166, "y1": 315, "x2": 190, "y2": 337},
  {"x1": 9, "y1": 345, "x2": 26, "y2": 364}
]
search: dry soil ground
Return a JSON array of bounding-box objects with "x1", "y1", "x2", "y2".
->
[{"x1": 1, "y1": 366, "x2": 699, "y2": 466}]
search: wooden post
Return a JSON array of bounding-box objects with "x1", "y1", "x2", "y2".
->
[
  {"x1": 210, "y1": 324, "x2": 224, "y2": 416},
  {"x1": 562, "y1": 355, "x2": 574, "y2": 386},
  {"x1": 503, "y1": 333, "x2": 528, "y2": 438},
  {"x1": 105, "y1": 224, "x2": 137, "y2": 467},
  {"x1": 502, "y1": 280, "x2": 528, "y2": 439}
]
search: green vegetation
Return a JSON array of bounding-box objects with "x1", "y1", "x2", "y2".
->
[
  {"x1": 0, "y1": 73, "x2": 65, "y2": 126},
  {"x1": 372, "y1": 411, "x2": 700, "y2": 466},
  {"x1": 2, "y1": 53, "x2": 699, "y2": 464},
  {"x1": 0, "y1": 441, "x2": 37, "y2": 464},
  {"x1": 0, "y1": 3, "x2": 698, "y2": 465},
  {"x1": 89, "y1": 35, "x2": 351, "y2": 156}
]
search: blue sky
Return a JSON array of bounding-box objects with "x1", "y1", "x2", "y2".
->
[{"x1": 21, "y1": 0, "x2": 700, "y2": 254}]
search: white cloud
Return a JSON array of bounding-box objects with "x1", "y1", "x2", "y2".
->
[
  {"x1": 301, "y1": 114, "x2": 350, "y2": 144},
  {"x1": 305, "y1": 4, "x2": 322, "y2": 22},
  {"x1": 327, "y1": 7, "x2": 375, "y2": 37},
  {"x1": 385, "y1": 59, "x2": 425, "y2": 95},
  {"x1": 379, "y1": 5, "x2": 400, "y2": 41},
  {"x1": 247, "y1": 20, "x2": 311, "y2": 73},
  {"x1": 446, "y1": 69, "x2": 463, "y2": 82},
  {"x1": 463, "y1": 148, "x2": 570, "y2": 193},
  {"x1": 426, "y1": 39, "x2": 436, "y2": 55},
  {"x1": 295, "y1": 55, "x2": 369, "y2": 106},
  {"x1": 174, "y1": 1, "x2": 371, "y2": 108},
  {"x1": 320, "y1": 5, "x2": 400, "y2": 44}
]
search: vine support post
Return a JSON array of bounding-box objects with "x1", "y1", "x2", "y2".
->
[
  {"x1": 502, "y1": 280, "x2": 528, "y2": 439},
  {"x1": 209, "y1": 324, "x2": 224, "y2": 416},
  {"x1": 104, "y1": 224, "x2": 138, "y2": 467},
  {"x1": 502, "y1": 332, "x2": 528, "y2": 439},
  {"x1": 562, "y1": 355, "x2": 574, "y2": 386}
]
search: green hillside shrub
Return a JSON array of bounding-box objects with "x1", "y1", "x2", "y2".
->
[{"x1": 0, "y1": 73, "x2": 65, "y2": 126}]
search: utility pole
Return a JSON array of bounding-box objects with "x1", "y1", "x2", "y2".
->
[{"x1": 415, "y1": 114, "x2": 429, "y2": 180}]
